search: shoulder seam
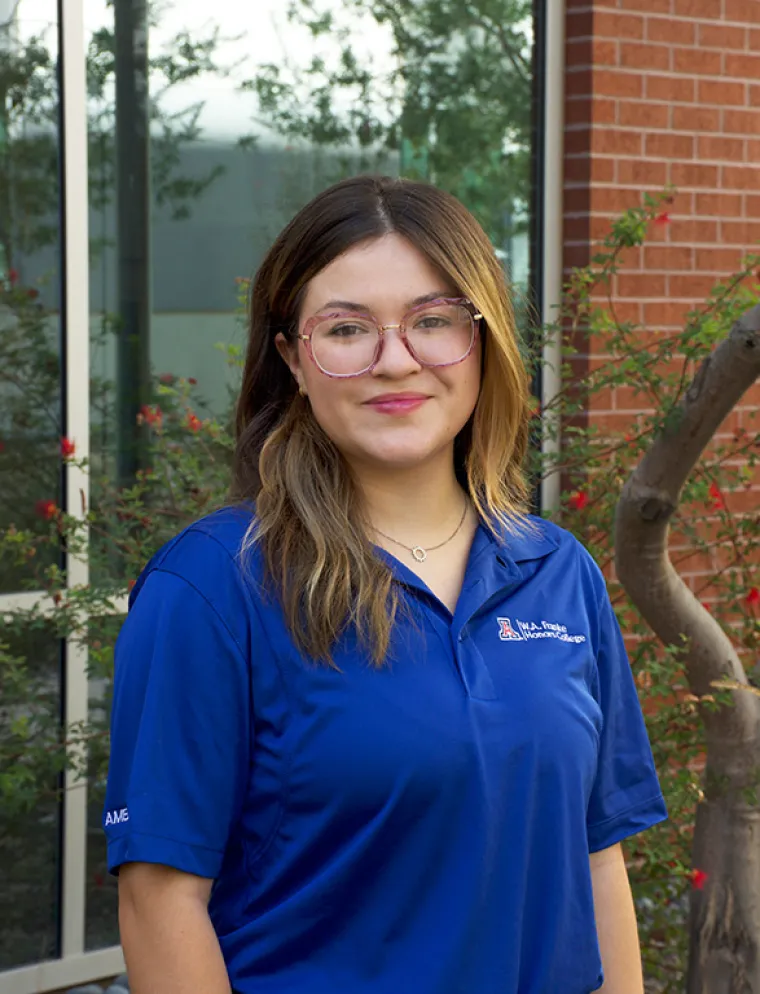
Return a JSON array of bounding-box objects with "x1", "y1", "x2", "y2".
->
[{"x1": 149, "y1": 565, "x2": 248, "y2": 665}]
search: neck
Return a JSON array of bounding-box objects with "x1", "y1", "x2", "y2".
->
[{"x1": 351, "y1": 451, "x2": 468, "y2": 544}]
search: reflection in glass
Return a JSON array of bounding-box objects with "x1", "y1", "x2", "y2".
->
[
  {"x1": 0, "y1": 1, "x2": 62, "y2": 594},
  {"x1": 0, "y1": 624, "x2": 61, "y2": 969},
  {"x1": 84, "y1": 615, "x2": 122, "y2": 951}
]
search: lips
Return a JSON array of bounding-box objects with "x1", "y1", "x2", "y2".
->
[{"x1": 364, "y1": 392, "x2": 429, "y2": 415}]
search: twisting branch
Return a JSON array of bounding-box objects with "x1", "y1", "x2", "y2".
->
[{"x1": 615, "y1": 303, "x2": 760, "y2": 742}]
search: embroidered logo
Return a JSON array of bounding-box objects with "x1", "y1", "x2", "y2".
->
[
  {"x1": 497, "y1": 617, "x2": 586, "y2": 644},
  {"x1": 497, "y1": 617, "x2": 523, "y2": 641},
  {"x1": 104, "y1": 806, "x2": 129, "y2": 827}
]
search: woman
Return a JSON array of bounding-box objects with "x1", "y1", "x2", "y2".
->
[{"x1": 105, "y1": 175, "x2": 666, "y2": 994}]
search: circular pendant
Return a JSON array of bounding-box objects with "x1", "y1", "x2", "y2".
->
[{"x1": 412, "y1": 546, "x2": 427, "y2": 563}]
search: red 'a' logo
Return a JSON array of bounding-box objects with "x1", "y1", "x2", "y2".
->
[{"x1": 497, "y1": 617, "x2": 522, "y2": 641}]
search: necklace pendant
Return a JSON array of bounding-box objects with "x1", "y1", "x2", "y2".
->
[{"x1": 412, "y1": 546, "x2": 427, "y2": 563}]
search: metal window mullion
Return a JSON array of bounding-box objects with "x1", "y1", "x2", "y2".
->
[
  {"x1": 540, "y1": 0, "x2": 565, "y2": 513},
  {"x1": 59, "y1": 0, "x2": 90, "y2": 960}
]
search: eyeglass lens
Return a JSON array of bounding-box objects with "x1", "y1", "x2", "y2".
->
[{"x1": 310, "y1": 302, "x2": 474, "y2": 376}]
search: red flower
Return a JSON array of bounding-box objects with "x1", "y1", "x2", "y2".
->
[
  {"x1": 35, "y1": 498, "x2": 58, "y2": 520},
  {"x1": 747, "y1": 588, "x2": 760, "y2": 606},
  {"x1": 691, "y1": 868, "x2": 708, "y2": 890},
  {"x1": 708, "y1": 482, "x2": 725, "y2": 511},
  {"x1": 60, "y1": 436, "x2": 76, "y2": 458},
  {"x1": 8, "y1": 267, "x2": 18, "y2": 285},
  {"x1": 0, "y1": 439, "x2": 5, "y2": 453},
  {"x1": 186, "y1": 412, "x2": 202, "y2": 432},
  {"x1": 569, "y1": 490, "x2": 589, "y2": 511},
  {"x1": 188, "y1": 377, "x2": 198, "y2": 386},
  {"x1": 127, "y1": 579, "x2": 136, "y2": 592},
  {"x1": 655, "y1": 212, "x2": 671, "y2": 225},
  {"x1": 701, "y1": 602, "x2": 711, "y2": 612},
  {"x1": 27, "y1": 287, "x2": 38, "y2": 299},
  {"x1": 158, "y1": 372, "x2": 175, "y2": 384},
  {"x1": 139, "y1": 405, "x2": 163, "y2": 428}
]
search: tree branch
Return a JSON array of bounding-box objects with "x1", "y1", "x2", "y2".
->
[{"x1": 615, "y1": 303, "x2": 760, "y2": 744}]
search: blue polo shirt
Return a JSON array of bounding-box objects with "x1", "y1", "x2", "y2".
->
[{"x1": 105, "y1": 505, "x2": 666, "y2": 994}]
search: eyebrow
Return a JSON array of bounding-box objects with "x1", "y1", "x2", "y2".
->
[{"x1": 316, "y1": 291, "x2": 455, "y2": 313}]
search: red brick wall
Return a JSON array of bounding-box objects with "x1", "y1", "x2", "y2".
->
[{"x1": 563, "y1": 0, "x2": 760, "y2": 595}]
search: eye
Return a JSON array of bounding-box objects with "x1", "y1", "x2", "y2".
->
[{"x1": 326, "y1": 322, "x2": 372, "y2": 338}]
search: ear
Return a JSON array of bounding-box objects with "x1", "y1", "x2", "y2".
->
[{"x1": 275, "y1": 332, "x2": 306, "y2": 395}]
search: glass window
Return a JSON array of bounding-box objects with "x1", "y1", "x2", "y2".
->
[
  {"x1": 0, "y1": 0, "x2": 62, "y2": 595},
  {"x1": 84, "y1": 615, "x2": 122, "y2": 952},
  {"x1": 0, "y1": 623, "x2": 62, "y2": 969}
]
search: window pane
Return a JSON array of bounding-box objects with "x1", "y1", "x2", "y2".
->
[
  {"x1": 84, "y1": 616, "x2": 121, "y2": 951},
  {"x1": 0, "y1": 623, "x2": 62, "y2": 969},
  {"x1": 0, "y1": 1, "x2": 62, "y2": 595}
]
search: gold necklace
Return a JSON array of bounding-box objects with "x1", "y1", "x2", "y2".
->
[{"x1": 372, "y1": 500, "x2": 469, "y2": 563}]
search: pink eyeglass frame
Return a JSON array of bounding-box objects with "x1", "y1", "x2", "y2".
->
[{"x1": 296, "y1": 296, "x2": 483, "y2": 379}]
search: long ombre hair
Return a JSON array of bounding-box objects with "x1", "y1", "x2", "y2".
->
[{"x1": 230, "y1": 175, "x2": 532, "y2": 665}]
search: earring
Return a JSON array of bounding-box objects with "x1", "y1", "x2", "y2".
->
[{"x1": 298, "y1": 384, "x2": 307, "y2": 397}]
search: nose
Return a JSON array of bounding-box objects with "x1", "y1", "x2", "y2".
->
[{"x1": 371, "y1": 324, "x2": 421, "y2": 377}]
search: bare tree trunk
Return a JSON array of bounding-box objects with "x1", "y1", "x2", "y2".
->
[{"x1": 614, "y1": 304, "x2": 760, "y2": 992}]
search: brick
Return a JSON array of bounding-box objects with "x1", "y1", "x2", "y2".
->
[
  {"x1": 563, "y1": 215, "x2": 592, "y2": 244},
  {"x1": 725, "y1": 0, "x2": 760, "y2": 24},
  {"x1": 670, "y1": 162, "x2": 719, "y2": 187},
  {"x1": 669, "y1": 273, "x2": 719, "y2": 297},
  {"x1": 591, "y1": 128, "x2": 643, "y2": 156},
  {"x1": 751, "y1": 29, "x2": 760, "y2": 52},
  {"x1": 567, "y1": 37, "x2": 618, "y2": 67},
  {"x1": 618, "y1": 101, "x2": 670, "y2": 128},
  {"x1": 695, "y1": 247, "x2": 746, "y2": 271},
  {"x1": 614, "y1": 385, "x2": 657, "y2": 411},
  {"x1": 566, "y1": 68, "x2": 594, "y2": 98},
  {"x1": 595, "y1": 11, "x2": 645, "y2": 39},
  {"x1": 593, "y1": 187, "x2": 643, "y2": 212},
  {"x1": 594, "y1": 69, "x2": 645, "y2": 98},
  {"x1": 646, "y1": 133, "x2": 695, "y2": 158},
  {"x1": 674, "y1": 0, "x2": 721, "y2": 14},
  {"x1": 644, "y1": 245, "x2": 694, "y2": 270},
  {"x1": 698, "y1": 135, "x2": 745, "y2": 160},
  {"x1": 723, "y1": 109, "x2": 760, "y2": 136},
  {"x1": 744, "y1": 195, "x2": 760, "y2": 216},
  {"x1": 696, "y1": 192, "x2": 744, "y2": 217},
  {"x1": 591, "y1": 158, "x2": 617, "y2": 183},
  {"x1": 721, "y1": 166, "x2": 760, "y2": 191},
  {"x1": 619, "y1": 41, "x2": 671, "y2": 71},
  {"x1": 667, "y1": 219, "x2": 718, "y2": 242},
  {"x1": 564, "y1": 156, "x2": 593, "y2": 184},
  {"x1": 617, "y1": 273, "x2": 667, "y2": 298},
  {"x1": 620, "y1": 0, "x2": 673, "y2": 11},
  {"x1": 566, "y1": 97, "x2": 593, "y2": 127},
  {"x1": 646, "y1": 74, "x2": 696, "y2": 102},
  {"x1": 697, "y1": 23, "x2": 747, "y2": 49},
  {"x1": 698, "y1": 80, "x2": 746, "y2": 106},
  {"x1": 647, "y1": 16, "x2": 696, "y2": 44},
  {"x1": 724, "y1": 53, "x2": 760, "y2": 79},
  {"x1": 565, "y1": 7, "x2": 593, "y2": 38},
  {"x1": 565, "y1": 126, "x2": 593, "y2": 156},
  {"x1": 617, "y1": 159, "x2": 668, "y2": 185},
  {"x1": 720, "y1": 220, "x2": 760, "y2": 244},
  {"x1": 673, "y1": 106, "x2": 720, "y2": 131},
  {"x1": 593, "y1": 99, "x2": 618, "y2": 125},
  {"x1": 672, "y1": 47, "x2": 722, "y2": 76},
  {"x1": 644, "y1": 301, "x2": 693, "y2": 327}
]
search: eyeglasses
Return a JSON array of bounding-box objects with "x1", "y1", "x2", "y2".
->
[{"x1": 297, "y1": 297, "x2": 482, "y2": 378}]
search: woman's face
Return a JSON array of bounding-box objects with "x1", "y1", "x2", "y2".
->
[{"x1": 276, "y1": 233, "x2": 482, "y2": 475}]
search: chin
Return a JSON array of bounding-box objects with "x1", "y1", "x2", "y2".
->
[{"x1": 347, "y1": 435, "x2": 446, "y2": 470}]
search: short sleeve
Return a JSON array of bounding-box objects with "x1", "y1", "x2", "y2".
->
[
  {"x1": 104, "y1": 567, "x2": 252, "y2": 878},
  {"x1": 586, "y1": 592, "x2": 667, "y2": 853}
]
